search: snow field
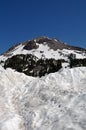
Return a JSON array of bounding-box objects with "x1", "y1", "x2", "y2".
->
[{"x1": 0, "y1": 67, "x2": 86, "y2": 129}]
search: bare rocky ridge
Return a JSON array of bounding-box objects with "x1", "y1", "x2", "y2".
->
[{"x1": 23, "y1": 37, "x2": 86, "y2": 51}]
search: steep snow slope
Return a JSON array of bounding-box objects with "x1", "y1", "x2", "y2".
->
[
  {"x1": 0, "y1": 37, "x2": 86, "y2": 62},
  {"x1": 0, "y1": 43, "x2": 86, "y2": 62},
  {"x1": 0, "y1": 66, "x2": 86, "y2": 130},
  {"x1": 3, "y1": 43, "x2": 86, "y2": 60}
]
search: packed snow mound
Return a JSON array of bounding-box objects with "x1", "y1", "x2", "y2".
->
[{"x1": 0, "y1": 66, "x2": 86, "y2": 130}]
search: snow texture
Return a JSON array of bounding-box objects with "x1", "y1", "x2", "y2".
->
[{"x1": 0, "y1": 66, "x2": 86, "y2": 130}]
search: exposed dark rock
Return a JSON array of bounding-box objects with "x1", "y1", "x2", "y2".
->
[
  {"x1": 23, "y1": 40, "x2": 39, "y2": 50},
  {"x1": 70, "y1": 58, "x2": 86, "y2": 68},
  {"x1": 4, "y1": 54, "x2": 63, "y2": 77}
]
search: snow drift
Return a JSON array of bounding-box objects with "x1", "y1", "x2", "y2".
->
[{"x1": 0, "y1": 66, "x2": 86, "y2": 130}]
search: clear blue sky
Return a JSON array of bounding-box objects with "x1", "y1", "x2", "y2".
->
[{"x1": 0, "y1": 0, "x2": 86, "y2": 54}]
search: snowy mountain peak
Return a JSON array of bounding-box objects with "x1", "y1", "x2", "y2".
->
[
  {"x1": 0, "y1": 37, "x2": 86, "y2": 77},
  {"x1": 6, "y1": 36, "x2": 86, "y2": 53},
  {"x1": 0, "y1": 37, "x2": 86, "y2": 130},
  {"x1": 1, "y1": 36, "x2": 86, "y2": 60}
]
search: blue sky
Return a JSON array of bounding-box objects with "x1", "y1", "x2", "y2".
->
[{"x1": 0, "y1": 0, "x2": 86, "y2": 54}]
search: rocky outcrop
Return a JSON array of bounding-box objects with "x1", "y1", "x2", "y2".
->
[
  {"x1": 23, "y1": 37, "x2": 86, "y2": 51},
  {"x1": 4, "y1": 54, "x2": 63, "y2": 77}
]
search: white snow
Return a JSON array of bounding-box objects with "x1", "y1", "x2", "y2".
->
[
  {"x1": 0, "y1": 43, "x2": 86, "y2": 63},
  {"x1": 1, "y1": 115, "x2": 25, "y2": 130},
  {"x1": 0, "y1": 66, "x2": 86, "y2": 130},
  {"x1": 62, "y1": 49, "x2": 86, "y2": 59}
]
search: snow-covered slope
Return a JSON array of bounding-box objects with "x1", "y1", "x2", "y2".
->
[
  {"x1": 0, "y1": 37, "x2": 86, "y2": 62},
  {"x1": 0, "y1": 37, "x2": 86, "y2": 77},
  {"x1": 0, "y1": 66, "x2": 86, "y2": 130}
]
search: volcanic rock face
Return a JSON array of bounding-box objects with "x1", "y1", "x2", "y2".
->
[{"x1": 23, "y1": 41, "x2": 38, "y2": 50}]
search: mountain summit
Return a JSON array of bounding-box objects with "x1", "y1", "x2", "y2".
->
[
  {"x1": 5, "y1": 36, "x2": 86, "y2": 52},
  {"x1": 0, "y1": 37, "x2": 86, "y2": 77},
  {"x1": 0, "y1": 37, "x2": 86, "y2": 130},
  {"x1": 2, "y1": 36, "x2": 86, "y2": 56}
]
